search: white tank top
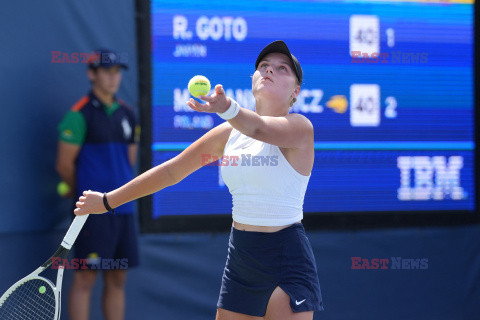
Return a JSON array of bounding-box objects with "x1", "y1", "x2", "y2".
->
[{"x1": 220, "y1": 128, "x2": 310, "y2": 226}]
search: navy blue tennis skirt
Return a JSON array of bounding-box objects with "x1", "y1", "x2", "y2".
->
[{"x1": 217, "y1": 223, "x2": 323, "y2": 316}]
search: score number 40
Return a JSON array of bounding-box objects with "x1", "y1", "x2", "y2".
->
[
  {"x1": 351, "y1": 84, "x2": 397, "y2": 127},
  {"x1": 354, "y1": 96, "x2": 397, "y2": 118}
]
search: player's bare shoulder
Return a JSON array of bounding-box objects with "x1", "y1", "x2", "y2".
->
[
  {"x1": 285, "y1": 113, "x2": 314, "y2": 141},
  {"x1": 200, "y1": 121, "x2": 233, "y2": 156},
  {"x1": 211, "y1": 121, "x2": 234, "y2": 139},
  {"x1": 286, "y1": 113, "x2": 313, "y2": 128}
]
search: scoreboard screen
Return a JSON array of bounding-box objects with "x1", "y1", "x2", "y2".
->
[{"x1": 147, "y1": 0, "x2": 475, "y2": 223}]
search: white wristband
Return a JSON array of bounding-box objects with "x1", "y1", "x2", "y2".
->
[{"x1": 217, "y1": 99, "x2": 240, "y2": 120}]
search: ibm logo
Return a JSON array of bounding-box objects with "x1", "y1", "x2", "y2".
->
[{"x1": 397, "y1": 156, "x2": 465, "y2": 201}]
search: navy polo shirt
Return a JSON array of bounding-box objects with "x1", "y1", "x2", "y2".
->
[{"x1": 58, "y1": 92, "x2": 138, "y2": 215}]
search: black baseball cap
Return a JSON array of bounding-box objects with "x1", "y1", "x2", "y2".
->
[
  {"x1": 88, "y1": 49, "x2": 128, "y2": 70},
  {"x1": 255, "y1": 40, "x2": 302, "y2": 85}
]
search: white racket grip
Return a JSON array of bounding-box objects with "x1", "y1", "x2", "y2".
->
[{"x1": 61, "y1": 215, "x2": 89, "y2": 250}]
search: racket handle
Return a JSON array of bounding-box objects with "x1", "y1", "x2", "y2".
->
[{"x1": 61, "y1": 215, "x2": 89, "y2": 250}]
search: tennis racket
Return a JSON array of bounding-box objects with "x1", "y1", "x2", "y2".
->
[{"x1": 0, "y1": 214, "x2": 89, "y2": 319}]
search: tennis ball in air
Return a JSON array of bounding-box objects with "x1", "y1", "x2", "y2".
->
[
  {"x1": 57, "y1": 182, "x2": 70, "y2": 196},
  {"x1": 188, "y1": 75, "x2": 211, "y2": 98},
  {"x1": 39, "y1": 286, "x2": 46, "y2": 294}
]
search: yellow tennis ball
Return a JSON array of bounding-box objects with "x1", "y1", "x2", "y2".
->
[
  {"x1": 39, "y1": 286, "x2": 46, "y2": 294},
  {"x1": 57, "y1": 182, "x2": 70, "y2": 196},
  {"x1": 188, "y1": 75, "x2": 211, "y2": 98}
]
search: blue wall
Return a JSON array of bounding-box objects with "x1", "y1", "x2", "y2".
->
[
  {"x1": 1, "y1": 225, "x2": 480, "y2": 319},
  {"x1": 0, "y1": 0, "x2": 138, "y2": 233},
  {"x1": 126, "y1": 225, "x2": 480, "y2": 320},
  {"x1": 0, "y1": 1, "x2": 479, "y2": 319}
]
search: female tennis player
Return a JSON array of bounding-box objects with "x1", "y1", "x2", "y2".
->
[{"x1": 74, "y1": 40, "x2": 323, "y2": 320}]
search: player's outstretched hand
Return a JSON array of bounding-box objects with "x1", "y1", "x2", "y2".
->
[
  {"x1": 187, "y1": 84, "x2": 231, "y2": 114},
  {"x1": 74, "y1": 190, "x2": 107, "y2": 215}
]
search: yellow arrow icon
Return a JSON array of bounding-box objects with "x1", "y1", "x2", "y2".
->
[{"x1": 326, "y1": 95, "x2": 348, "y2": 113}]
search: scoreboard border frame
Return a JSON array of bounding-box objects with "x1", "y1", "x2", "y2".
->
[{"x1": 136, "y1": 0, "x2": 480, "y2": 233}]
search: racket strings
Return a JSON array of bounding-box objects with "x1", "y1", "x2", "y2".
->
[{"x1": 0, "y1": 279, "x2": 56, "y2": 319}]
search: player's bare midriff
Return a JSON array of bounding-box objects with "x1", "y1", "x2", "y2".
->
[{"x1": 233, "y1": 221, "x2": 301, "y2": 233}]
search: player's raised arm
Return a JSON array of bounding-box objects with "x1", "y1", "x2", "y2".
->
[
  {"x1": 74, "y1": 122, "x2": 232, "y2": 215},
  {"x1": 187, "y1": 52, "x2": 312, "y2": 150}
]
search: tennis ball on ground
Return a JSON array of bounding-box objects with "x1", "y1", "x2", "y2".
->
[
  {"x1": 39, "y1": 286, "x2": 46, "y2": 294},
  {"x1": 188, "y1": 75, "x2": 211, "y2": 98},
  {"x1": 57, "y1": 181, "x2": 70, "y2": 196}
]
